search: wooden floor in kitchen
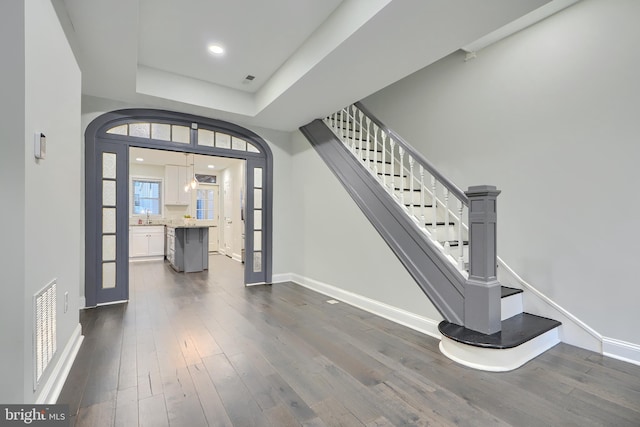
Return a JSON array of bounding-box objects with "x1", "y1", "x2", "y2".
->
[{"x1": 58, "y1": 255, "x2": 640, "y2": 427}]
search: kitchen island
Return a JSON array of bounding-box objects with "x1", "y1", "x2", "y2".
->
[{"x1": 166, "y1": 225, "x2": 209, "y2": 273}]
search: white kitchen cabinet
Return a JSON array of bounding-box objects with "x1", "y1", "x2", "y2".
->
[
  {"x1": 164, "y1": 165, "x2": 190, "y2": 205},
  {"x1": 129, "y1": 226, "x2": 165, "y2": 260}
]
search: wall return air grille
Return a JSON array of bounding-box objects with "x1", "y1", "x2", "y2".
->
[{"x1": 34, "y1": 280, "x2": 57, "y2": 390}]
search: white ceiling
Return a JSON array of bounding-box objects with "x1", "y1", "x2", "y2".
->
[
  {"x1": 129, "y1": 147, "x2": 242, "y2": 173},
  {"x1": 58, "y1": 0, "x2": 571, "y2": 131}
]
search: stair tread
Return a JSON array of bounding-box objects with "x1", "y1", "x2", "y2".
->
[
  {"x1": 441, "y1": 240, "x2": 468, "y2": 246},
  {"x1": 501, "y1": 286, "x2": 523, "y2": 298},
  {"x1": 426, "y1": 221, "x2": 456, "y2": 226},
  {"x1": 438, "y1": 313, "x2": 561, "y2": 349}
]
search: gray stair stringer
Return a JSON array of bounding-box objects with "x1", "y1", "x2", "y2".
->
[{"x1": 300, "y1": 119, "x2": 465, "y2": 325}]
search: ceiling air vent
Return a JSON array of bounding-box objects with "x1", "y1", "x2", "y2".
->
[{"x1": 243, "y1": 75, "x2": 256, "y2": 84}]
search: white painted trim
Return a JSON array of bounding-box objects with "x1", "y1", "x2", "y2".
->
[
  {"x1": 129, "y1": 255, "x2": 164, "y2": 262},
  {"x1": 245, "y1": 282, "x2": 267, "y2": 287},
  {"x1": 497, "y1": 257, "x2": 602, "y2": 341},
  {"x1": 439, "y1": 328, "x2": 560, "y2": 372},
  {"x1": 231, "y1": 252, "x2": 242, "y2": 262},
  {"x1": 97, "y1": 299, "x2": 128, "y2": 307},
  {"x1": 500, "y1": 292, "x2": 523, "y2": 321},
  {"x1": 287, "y1": 273, "x2": 442, "y2": 339},
  {"x1": 271, "y1": 273, "x2": 293, "y2": 283},
  {"x1": 79, "y1": 297, "x2": 86, "y2": 310},
  {"x1": 35, "y1": 324, "x2": 84, "y2": 404},
  {"x1": 602, "y1": 337, "x2": 640, "y2": 366}
]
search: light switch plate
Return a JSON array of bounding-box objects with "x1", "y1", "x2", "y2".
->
[{"x1": 34, "y1": 132, "x2": 46, "y2": 159}]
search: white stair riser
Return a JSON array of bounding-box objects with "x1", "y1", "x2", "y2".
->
[
  {"x1": 501, "y1": 293, "x2": 523, "y2": 321},
  {"x1": 438, "y1": 328, "x2": 560, "y2": 372}
]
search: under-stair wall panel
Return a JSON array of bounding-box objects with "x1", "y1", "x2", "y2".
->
[{"x1": 300, "y1": 119, "x2": 465, "y2": 324}]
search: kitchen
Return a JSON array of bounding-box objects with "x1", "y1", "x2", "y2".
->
[{"x1": 128, "y1": 147, "x2": 245, "y2": 273}]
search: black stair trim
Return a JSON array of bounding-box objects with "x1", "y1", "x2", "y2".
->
[
  {"x1": 438, "y1": 313, "x2": 561, "y2": 349},
  {"x1": 394, "y1": 187, "x2": 421, "y2": 192},
  {"x1": 378, "y1": 172, "x2": 408, "y2": 178},
  {"x1": 425, "y1": 221, "x2": 456, "y2": 226},
  {"x1": 443, "y1": 240, "x2": 468, "y2": 247},
  {"x1": 501, "y1": 286, "x2": 523, "y2": 298},
  {"x1": 301, "y1": 119, "x2": 466, "y2": 324},
  {"x1": 405, "y1": 203, "x2": 433, "y2": 208}
]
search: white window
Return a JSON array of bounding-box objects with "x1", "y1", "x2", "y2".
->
[
  {"x1": 132, "y1": 178, "x2": 162, "y2": 215},
  {"x1": 196, "y1": 188, "x2": 216, "y2": 220}
]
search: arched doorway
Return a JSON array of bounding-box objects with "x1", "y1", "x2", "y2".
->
[{"x1": 85, "y1": 109, "x2": 273, "y2": 306}]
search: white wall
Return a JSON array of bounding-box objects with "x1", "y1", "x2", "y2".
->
[
  {"x1": 0, "y1": 0, "x2": 81, "y2": 403},
  {"x1": 290, "y1": 131, "x2": 443, "y2": 323},
  {"x1": 362, "y1": 0, "x2": 640, "y2": 348}
]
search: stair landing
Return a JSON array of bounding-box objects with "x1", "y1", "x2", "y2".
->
[{"x1": 438, "y1": 313, "x2": 561, "y2": 371}]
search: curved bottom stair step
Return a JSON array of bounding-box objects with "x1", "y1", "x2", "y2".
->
[{"x1": 438, "y1": 313, "x2": 561, "y2": 372}]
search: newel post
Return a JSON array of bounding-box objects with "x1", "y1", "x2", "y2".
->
[{"x1": 464, "y1": 185, "x2": 502, "y2": 335}]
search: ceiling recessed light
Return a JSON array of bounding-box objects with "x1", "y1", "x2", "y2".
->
[
  {"x1": 208, "y1": 44, "x2": 225, "y2": 55},
  {"x1": 136, "y1": 157, "x2": 144, "y2": 162},
  {"x1": 207, "y1": 164, "x2": 215, "y2": 169}
]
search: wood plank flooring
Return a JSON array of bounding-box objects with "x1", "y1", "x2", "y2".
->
[{"x1": 58, "y1": 255, "x2": 640, "y2": 426}]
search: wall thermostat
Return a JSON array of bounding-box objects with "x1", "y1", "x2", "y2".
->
[{"x1": 35, "y1": 132, "x2": 46, "y2": 159}]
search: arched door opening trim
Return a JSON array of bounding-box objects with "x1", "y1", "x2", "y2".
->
[{"x1": 85, "y1": 109, "x2": 273, "y2": 307}]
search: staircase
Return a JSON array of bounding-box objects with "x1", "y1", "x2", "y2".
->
[{"x1": 300, "y1": 103, "x2": 561, "y2": 371}]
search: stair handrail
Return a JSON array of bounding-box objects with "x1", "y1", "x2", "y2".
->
[{"x1": 355, "y1": 101, "x2": 469, "y2": 205}]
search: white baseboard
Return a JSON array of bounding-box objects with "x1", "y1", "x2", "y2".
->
[
  {"x1": 602, "y1": 337, "x2": 640, "y2": 366},
  {"x1": 286, "y1": 273, "x2": 441, "y2": 339},
  {"x1": 35, "y1": 323, "x2": 84, "y2": 404},
  {"x1": 231, "y1": 253, "x2": 242, "y2": 262},
  {"x1": 271, "y1": 273, "x2": 293, "y2": 283}
]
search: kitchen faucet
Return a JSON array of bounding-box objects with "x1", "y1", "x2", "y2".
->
[{"x1": 146, "y1": 209, "x2": 151, "y2": 224}]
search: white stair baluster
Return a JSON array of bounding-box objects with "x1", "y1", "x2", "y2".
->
[
  {"x1": 431, "y1": 176, "x2": 437, "y2": 237},
  {"x1": 444, "y1": 188, "x2": 450, "y2": 254},
  {"x1": 420, "y1": 165, "x2": 425, "y2": 226},
  {"x1": 364, "y1": 117, "x2": 371, "y2": 165},
  {"x1": 373, "y1": 123, "x2": 379, "y2": 175},
  {"x1": 398, "y1": 146, "x2": 405, "y2": 205},
  {"x1": 389, "y1": 139, "x2": 396, "y2": 193},
  {"x1": 408, "y1": 156, "x2": 414, "y2": 214},
  {"x1": 349, "y1": 107, "x2": 356, "y2": 152},
  {"x1": 357, "y1": 110, "x2": 363, "y2": 158},
  {"x1": 458, "y1": 201, "x2": 465, "y2": 270},
  {"x1": 381, "y1": 131, "x2": 387, "y2": 188}
]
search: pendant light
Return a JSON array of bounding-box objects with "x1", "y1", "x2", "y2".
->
[
  {"x1": 190, "y1": 154, "x2": 198, "y2": 190},
  {"x1": 183, "y1": 153, "x2": 198, "y2": 192},
  {"x1": 184, "y1": 153, "x2": 190, "y2": 192}
]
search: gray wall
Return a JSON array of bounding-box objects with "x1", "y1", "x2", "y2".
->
[
  {"x1": 0, "y1": 0, "x2": 82, "y2": 402},
  {"x1": 362, "y1": 0, "x2": 640, "y2": 346},
  {"x1": 0, "y1": 0, "x2": 27, "y2": 405},
  {"x1": 290, "y1": 131, "x2": 443, "y2": 321}
]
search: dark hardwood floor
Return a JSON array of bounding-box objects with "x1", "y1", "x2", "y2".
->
[{"x1": 58, "y1": 255, "x2": 640, "y2": 426}]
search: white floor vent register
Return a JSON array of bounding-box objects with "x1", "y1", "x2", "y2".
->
[{"x1": 34, "y1": 280, "x2": 57, "y2": 390}]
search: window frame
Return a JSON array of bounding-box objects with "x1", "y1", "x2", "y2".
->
[{"x1": 130, "y1": 176, "x2": 164, "y2": 217}]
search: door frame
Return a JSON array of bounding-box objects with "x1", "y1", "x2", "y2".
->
[{"x1": 85, "y1": 109, "x2": 273, "y2": 307}]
